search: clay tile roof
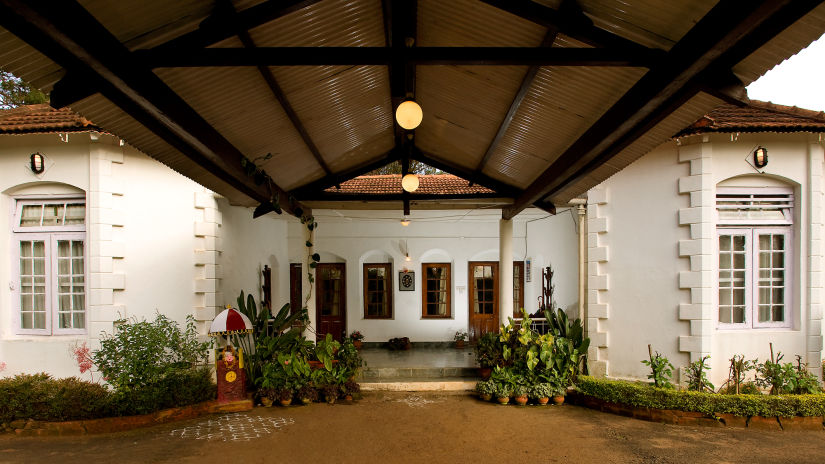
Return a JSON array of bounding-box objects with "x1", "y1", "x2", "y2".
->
[
  {"x1": 0, "y1": 104, "x2": 99, "y2": 134},
  {"x1": 325, "y1": 174, "x2": 496, "y2": 195},
  {"x1": 675, "y1": 100, "x2": 825, "y2": 137}
]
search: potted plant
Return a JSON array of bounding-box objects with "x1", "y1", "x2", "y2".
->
[
  {"x1": 529, "y1": 383, "x2": 553, "y2": 405},
  {"x1": 277, "y1": 387, "x2": 293, "y2": 406},
  {"x1": 454, "y1": 330, "x2": 468, "y2": 349},
  {"x1": 475, "y1": 332, "x2": 503, "y2": 379},
  {"x1": 322, "y1": 383, "x2": 340, "y2": 404},
  {"x1": 314, "y1": 333, "x2": 342, "y2": 370},
  {"x1": 297, "y1": 383, "x2": 318, "y2": 404},
  {"x1": 551, "y1": 378, "x2": 566, "y2": 405},
  {"x1": 259, "y1": 388, "x2": 275, "y2": 407},
  {"x1": 388, "y1": 337, "x2": 411, "y2": 350},
  {"x1": 342, "y1": 380, "x2": 360, "y2": 402},
  {"x1": 475, "y1": 379, "x2": 495, "y2": 401},
  {"x1": 494, "y1": 382, "x2": 512, "y2": 404},
  {"x1": 512, "y1": 384, "x2": 529, "y2": 406},
  {"x1": 349, "y1": 330, "x2": 365, "y2": 350}
]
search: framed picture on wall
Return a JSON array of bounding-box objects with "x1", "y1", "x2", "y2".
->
[{"x1": 399, "y1": 271, "x2": 415, "y2": 291}]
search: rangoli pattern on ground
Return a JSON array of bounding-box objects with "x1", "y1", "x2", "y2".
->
[
  {"x1": 384, "y1": 394, "x2": 445, "y2": 408},
  {"x1": 169, "y1": 413, "x2": 294, "y2": 442}
]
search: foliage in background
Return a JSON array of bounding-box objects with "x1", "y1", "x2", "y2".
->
[
  {"x1": 755, "y1": 353, "x2": 822, "y2": 395},
  {"x1": 366, "y1": 160, "x2": 441, "y2": 175},
  {"x1": 641, "y1": 348, "x2": 675, "y2": 389},
  {"x1": 577, "y1": 376, "x2": 825, "y2": 418},
  {"x1": 0, "y1": 70, "x2": 47, "y2": 109}
]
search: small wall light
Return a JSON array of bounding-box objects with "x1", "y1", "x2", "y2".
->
[
  {"x1": 400, "y1": 217, "x2": 410, "y2": 226},
  {"x1": 401, "y1": 173, "x2": 420, "y2": 192},
  {"x1": 405, "y1": 253, "x2": 411, "y2": 262},
  {"x1": 30, "y1": 152, "x2": 45, "y2": 174},
  {"x1": 395, "y1": 100, "x2": 423, "y2": 130},
  {"x1": 753, "y1": 146, "x2": 768, "y2": 168}
]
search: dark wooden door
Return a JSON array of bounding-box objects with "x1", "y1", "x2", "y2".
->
[
  {"x1": 469, "y1": 261, "x2": 498, "y2": 342},
  {"x1": 289, "y1": 263, "x2": 302, "y2": 316},
  {"x1": 316, "y1": 263, "x2": 346, "y2": 342}
]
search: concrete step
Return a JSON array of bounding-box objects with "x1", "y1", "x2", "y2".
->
[
  {"x1": 360, "y1": 377, "x2": 477, "y2": 392},
  {"x1": 359, "y1": 366, "x2": 479, "y2": 380}
]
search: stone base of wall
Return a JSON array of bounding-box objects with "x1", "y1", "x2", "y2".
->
[
  {"x1": 568, "y1": 391, "x2": 825, "y2": 430},
  {"x1": 4, "y1": 399, "x2": 252, "y2": 436}
]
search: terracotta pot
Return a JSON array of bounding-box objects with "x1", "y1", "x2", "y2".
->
[
  {"x1": 344, "y1": 394, "x2": 354, "y2": 403},
  {"x1": 537, "y1": 397, "x2": 549, "y2": 405},
  {"x1": 279, "y1": 399, "x2": 292, "y2": 407},
  {"x1": 480, "y1": 393, "x2": 492, "y2": 402},
  {"x1": 478, "y1": 367, "x2": 492, "y2": 379},
  {"x1": 404, "y1": 342, "x2": 412, "y2": 350},
  {"x1": 455, "y1": 340, "x2": 465, "y2": 349},
  {"x1": 552, "y1": 395, "x2": 565, "y2": 405},
  {"x1": 301, "y1": 398, "x2": 312, "y2": 405},
  {"x1": 496, "y1": 396, "x2": 510, "y2": 405},
  {"x1": 514, "y1": 395, "x2": 528, "y2": 406},
  {"x1": 353, "y1": 340, "x2": 363, "y2": 350},
  {"x1": 326, "y1": 395, "x2": 336, "y2": 405},
  {"x1": 261, "y1": 397, "x2": 273, "y2": 407}
]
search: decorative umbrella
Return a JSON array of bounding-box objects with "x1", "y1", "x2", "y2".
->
[{"x1": 209, "y1": 305, "x2": 253, "y2": 337}]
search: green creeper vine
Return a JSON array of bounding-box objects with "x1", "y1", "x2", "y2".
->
[{"x1": 301, "y1": 214, "x2": 320, "y2": 333}]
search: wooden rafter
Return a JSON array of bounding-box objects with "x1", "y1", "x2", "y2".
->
[
  {"x1": 503, "y1": 0, "x2": 822, "y2": 219},
  {"x1": 474, "y1": 30, "x2": 558, "y2": 176},
  {"x1": 0, "y1": 0, "x2": 304, "y2": 217},
  {"x1": 217, "y1": 0, "x2": 332, "y2": 177},
  {"x1": 135, "y1": 46, "x2": 659, "y2": 68}
]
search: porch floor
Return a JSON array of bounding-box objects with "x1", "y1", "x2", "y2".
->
[{"x1": 358, "y1": 346, "x2": 479, "y2": 392}]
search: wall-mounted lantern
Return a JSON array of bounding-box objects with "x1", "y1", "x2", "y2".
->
[
  {"x1": 30, "y1": 152, "x2": 45, "y2": 174},
  {"x1": 753, "y1": 146, "x2": 768, "y2": 169}
]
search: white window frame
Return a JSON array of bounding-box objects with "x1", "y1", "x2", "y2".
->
[
  {"x1": 12, "y1": 197, "x2": 87, "y2": 335},
  {"x1": 716, "y1": 227, "x2": 792, "y2": 330}
]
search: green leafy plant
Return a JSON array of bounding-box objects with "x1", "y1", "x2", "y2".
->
[
  {"x1": 0, "y1": 373, "x2": 111, "y2": 423},
  {"x1": 453, "y1": 330, "x2": 468, "y2": 342},
  {"x1": 786, "y1": 355, "x2": 821, "y2": 395},
  {"x1": 686, "y1": 355, "x2": 714, "y2": 392},
  {"x1": 756, "y1": 352, "x2": 788, "y2": 395},
  {"x1": 93, "y1": 314, "x2": 210, "y2": 392},
  {"x1": 725, "y1": 355, "x2": 757, "y2": 395},
  {"x1": 529, "y1": 382, "x2": 555, "y2": 400},
  {"x1": 387, "y1": 337, "x2": 411, "y2": 350},
  {"x1": 475, "y1": 332, "x2": 504, "y2": 369},
  {"x1": 315, "y1": 333, "x2": 341, "y2": 371},
  {"x1": 544, "y1": 307, "x2": 590, "y2": 376},
  {"x1": 475, "y1": 379, "x2": 496, "y2": 397},
  {"x1": 641, "y1": 346, "x2": 675, "y2": 389}
]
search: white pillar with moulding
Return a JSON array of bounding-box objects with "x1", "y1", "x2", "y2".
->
[{"x1": 499, "y1": 218, "x2": 514, "y2": 325}]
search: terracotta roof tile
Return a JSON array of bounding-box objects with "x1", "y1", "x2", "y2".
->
[
  {"x1": 325, "y1": 174, "x2": 495, "y2": 195},
  {"x1": 675, "y1": 100, "x2": 825, "y2": 137},
  {"x1": 0, "y1": 104, "x2": 99, "y2": 134}
]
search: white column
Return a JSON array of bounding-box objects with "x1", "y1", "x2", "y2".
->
[
  {"x1": 499, "y1": 218, "x2": 514, "y2": 325},
  {"x1": 576, "y1": 204, "x2": 587, "y2": 325}
]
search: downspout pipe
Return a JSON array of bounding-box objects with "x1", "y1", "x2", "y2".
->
[{"x1": 568, "y1": 198, "x2": 587, "y2": 334}]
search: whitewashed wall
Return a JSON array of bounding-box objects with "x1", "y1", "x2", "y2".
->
[
  {"x1": 0, "y1": 132, "x2": 207, "y2": 378},
  {"x1": 287, "y1": 209, "x2": 579, "y2": 343},
  {"x1": 592, "y1": 132, "x2": 824, "y2": 385}
]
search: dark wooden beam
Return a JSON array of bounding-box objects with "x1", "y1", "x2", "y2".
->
[
  {"x1": 480, "y1": 0, "x2": 662, "y2": 55},
  {"x1": 50, "y1": 71, "x2": 99, "y2": 108},
  {"x1": 700, "y1": 71, "x2": 750, "y2": 107},
  {"x1": 503, "y1": 0, "x2": 819, "y2": 220},
  {"x1": 289, "y1": 149, "x2": 402, "y2": 198},
  {"x1": 474, "y1": 30, "x2": 558, "y2": 175},
  {"x1": 0, "y1": 0, "x2": 304, "y2": 216},
  {"x1": 218, "y1": 0, "x2": 332, "y2": 177},
  {"x1": 135, "y1": 46, "x2": 659, "y2": 68},
  {"x1": 298, "y1": 192, "x2": 506, "y2": 201},
  {"x1": 152, "y1": 0, "x2": 321, "y2": 53},
  {"x1": 412, "y1": 149, "x2": 520, "y2": 197}
]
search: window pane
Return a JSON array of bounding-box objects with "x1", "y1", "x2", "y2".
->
[
  {"x1": 758, "y1": 305, "x2": 770, "y2": 323},
  {"x1": 20, "y1": 205, "x2": 42, "y2": 227},
  {"x1": 64, "y1": 204, "x2": 85, "y2": 225},
  {"x1": 42, "y1": 204, "x2": 64, "y2": 226},
  {"x1": 733, "y1": 235, "x2": 745, "y2": 249},
  {"x1": 719, "y1": 305, "x2": 732, "y2": 323},
  {"x1": 772, "y1": 306, "x2": 784, "y2": 322},
  {"x1": 733, "y1": 307, "x2": 745, "y2": 323},
  {"x1": 719, "y1": 235, "x2": 731, "y2": 251}
]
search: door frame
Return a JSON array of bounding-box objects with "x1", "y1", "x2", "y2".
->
[
  {"x1": 315, "y1": 262, "x2": 346, "y2": 341},
  {"x1": 468, "y1": 261, "x2": 499, "y2": 342}
]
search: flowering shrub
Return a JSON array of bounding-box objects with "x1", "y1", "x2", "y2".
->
[{"x1": 72, "y1": 342, "x2": 94, "y2": 380}]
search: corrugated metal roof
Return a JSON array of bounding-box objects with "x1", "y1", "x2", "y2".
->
[{"x1": 1, "y1": 0, "x2": 823, "y2": 213}]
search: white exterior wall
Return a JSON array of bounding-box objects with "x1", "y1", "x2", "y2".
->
[
  {"x1": 0, "y1": 132, "x2": 210, "y2": 378},
  {"x1": 287, "y1": 209, "x2": 579, "y2": 342},
  {"x1": 592, "y1": 132, "x2": 825, "y2": 385}
]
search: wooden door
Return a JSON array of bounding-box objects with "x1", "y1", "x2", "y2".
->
[
  {"x1": 469, "y1": 261, "x2": 498, "y2": 342},
  {"x1": 316, "y1": 263, "x2": 346, "y2": 342},
  {"x1": 289, "y1": 263, "x2": 302, "y2": 316}
]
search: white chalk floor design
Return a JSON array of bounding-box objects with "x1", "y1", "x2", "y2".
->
[
  {"x1": 169, "y1": 413, "x2": 294, "y2": 442},
  {"x1": 384, "y1": 394, "x2": 445, "y2": 408}
]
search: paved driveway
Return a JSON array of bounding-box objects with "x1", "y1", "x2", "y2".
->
[{"x1": 1, "y1": 392, "x2": 823, "y2": 463}]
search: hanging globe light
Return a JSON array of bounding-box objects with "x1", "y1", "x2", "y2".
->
[
  {"x1": 395, "y1": 100, "x2": 423, "y2": 130},
  {"x1": 401, "y1": 173, "x2": 420, "y2": 192}
]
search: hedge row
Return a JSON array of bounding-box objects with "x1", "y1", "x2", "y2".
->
[
  {"x1": 576, "y1": 376, "x2": 825, "y2": 418},
  {"x1": 0, "y1": 369, "x2": 215, "y2": 423}
]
